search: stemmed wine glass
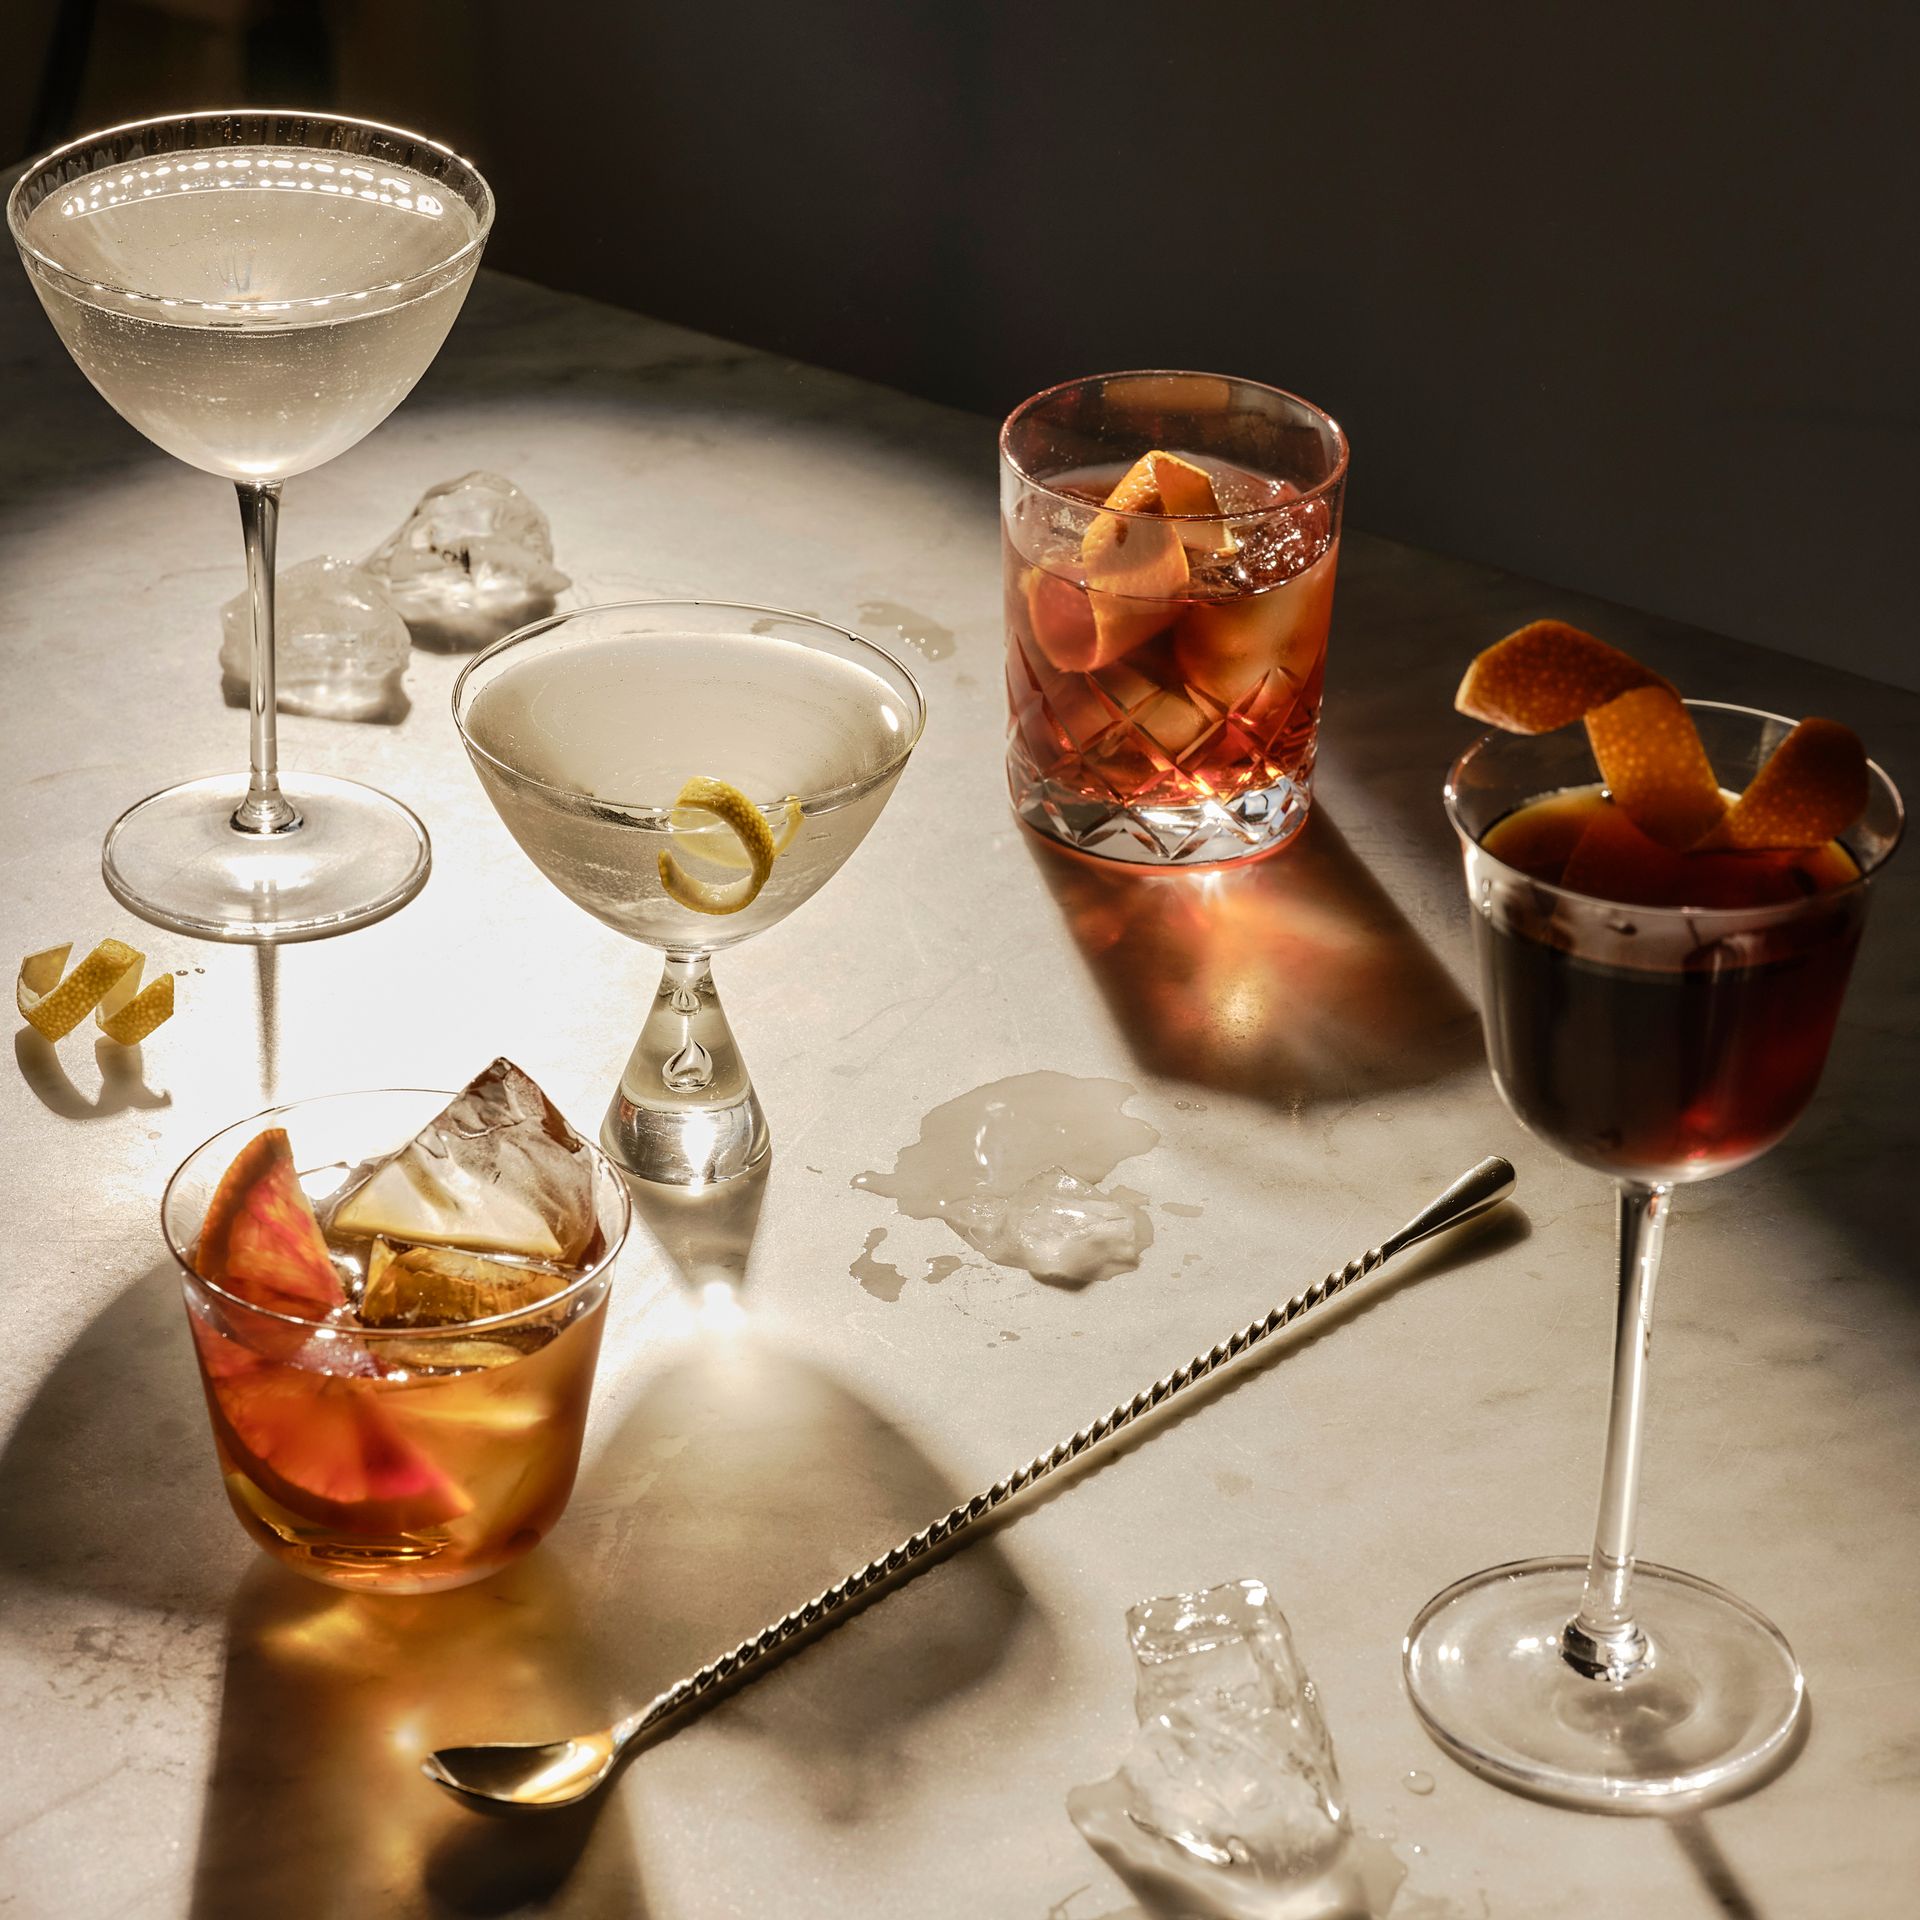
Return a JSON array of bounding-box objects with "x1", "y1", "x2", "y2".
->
[
  {"x1": 455, "y1": 601, "x2": 925, "y2": 1187},
  {"x1": 7, "y1": 110, "x2": 493, "y2": 941},
  {"x1": 1403, "y1": 701, "x2": 1903, "y2": 1809}
]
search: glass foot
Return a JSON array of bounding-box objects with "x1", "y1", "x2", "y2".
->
[
  {"x1": 101, "y1": 772, "x2": 430, "y2": 943},
  {"x1": 1403, "y1": 1556, "x2": 1805, "y2": 1812},
  {"x1": 601, "y1": 1083, "x2": 769, "y2": 1188}
]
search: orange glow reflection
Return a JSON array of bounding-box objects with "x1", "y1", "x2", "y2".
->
[{"x1": 1027, "y1": 811, "x2": 1479, "y2": 1103}]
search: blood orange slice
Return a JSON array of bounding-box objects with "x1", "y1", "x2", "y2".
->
[
  {"x1": 191, "y1": 1318, "x2": 469, "y2": 1531},
  {"x1": 192, "y1": 1129, "x2": 344, "y2": 1321}
]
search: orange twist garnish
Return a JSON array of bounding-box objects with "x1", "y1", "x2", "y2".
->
[
  {"x1": 1701, "y1": 718, "x2": 1871, "y2": 851},
  {"x1": 1457, "y1": 622, "x2": 1869, "y2": 855}
]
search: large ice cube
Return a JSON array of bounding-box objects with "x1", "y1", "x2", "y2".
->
[
  {"x1": 328, "y1": 1060, "x2": 597, "y2": 1265},
  {"x1": 364, "y1": 471, "x2": 571, "y2": 651},
  {"x1": 1069, "y1": 1579, "x2": 1380, "y2": 1919},
  {"x1": 219, "y1": 556, "x2": 410, "y2": 722}
]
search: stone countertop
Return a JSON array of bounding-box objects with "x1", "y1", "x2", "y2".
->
[{"x1": 1, "y1": 268, "x2": 1915, "y2": 1920}]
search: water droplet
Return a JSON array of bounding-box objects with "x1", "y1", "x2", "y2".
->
[{"x1": 1403, "y1": 1768, "x2": 1435, "y2": 1796}]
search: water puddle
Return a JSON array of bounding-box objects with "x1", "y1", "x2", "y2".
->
[
  {"x1": 850, "y1": 1226, "x2": 908, "y2": 1302},
  {"x1": 857, "y1": 597, "x2": 956, "y2": 662},
  {"x1": 853, "y1": 1071, "x2": 1161, "y2": 1288}
]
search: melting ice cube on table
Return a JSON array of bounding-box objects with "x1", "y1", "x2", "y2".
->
[
  {"x1": 364, "y1": 470, "x2": 571, "y2": 651},
  {"x1": 1069, "y1": 1579, "x2": 1387, "y2": 1919},
  {"x1": 219, "y1": 555, "x2": 410, "y2": 721},
  {"x1": 328, "y1": 1059, "x2": 597, "y2": 1265},
  {"x1": 945, "y1": 1168, "x2": 1148, "y2": 1285}
]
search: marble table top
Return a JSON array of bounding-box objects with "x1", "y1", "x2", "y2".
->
[{"x1": 1, "y1": 266, "x2": 1915, "y2": 1920}]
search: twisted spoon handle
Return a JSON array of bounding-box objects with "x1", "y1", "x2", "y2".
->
[{"x1": 606, "y1": 1155, "x2": 1515, "y2": 1755}]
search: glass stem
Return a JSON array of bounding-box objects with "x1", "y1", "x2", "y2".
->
[
  {"x1": 1563, "y1": 1179, "x2": 1671, "y2": 1681},
  {"x1": 658, "y1": 952, "x2": 719, "y2": 1093},
  {"x1": 230, "y1": 479, "x2": 300, "y2": 836}
]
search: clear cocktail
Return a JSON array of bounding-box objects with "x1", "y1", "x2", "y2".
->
[
  {"x1": 456, "y1": 602, "x2": 924, "y2": 1186},
  {"x1": 8, "y1": 112, "x2": 493, "y2": 940}
]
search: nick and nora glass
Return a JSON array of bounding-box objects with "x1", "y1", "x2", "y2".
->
[
  {"x1": 8, "y1": 110, "x2": 492, "y2": 941},
  {"x1": 1002, "y1": 370, "x2": 1347, "y2": 867},
  {"x1": 1404, "y1": 704, "x2": 1903, "y2": 1809}
]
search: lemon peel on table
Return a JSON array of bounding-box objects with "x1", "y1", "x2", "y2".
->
[
  {"x1": 17, "y1": 938, "x2": 176, "y2": 1044},
  {"x1": 658, "y1": 777, "x2": 800, "y2": 915}
]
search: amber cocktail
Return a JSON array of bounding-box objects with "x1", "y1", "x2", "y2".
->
[{"x1": 162, "y1": 1069, "x2": 630, "y2": 1592}]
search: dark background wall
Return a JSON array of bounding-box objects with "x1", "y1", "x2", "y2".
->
[{"x1": 10, "y1": 1, "x2": 1917, "y2": 688}]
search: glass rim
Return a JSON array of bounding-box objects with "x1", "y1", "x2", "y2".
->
[
  {"x1": 7, "y1": 107, "x2": 495, "y2": 316},
  {"x1": 452, "y1": 597, "x2": 929, "y2": 819},
  {"x1": 998, "y1": 367, "x2": 1350, "y2": 521},
  {"x1": 161, "y1": 1086, "x2": 631, "y2": 1335},
  {"x1": 1445, "y1": 697, "x2": 1906, "y2": 926}
]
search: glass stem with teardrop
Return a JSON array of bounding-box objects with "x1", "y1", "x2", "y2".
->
[
  {"x1": 602, "y1": 950, "x2": 770, "y2": 1185},
  {"x1": 231, "y1": 479, "x2": 300, "y2": 836}
]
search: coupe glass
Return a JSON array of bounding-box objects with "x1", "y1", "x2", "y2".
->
[
  {"x1": 1404, "y1": 702, "x2": 1903, "y2": 1809},
  {"x1": 162, "y1": 1089, "x2": 631, "y2": 1593},
  {"x1": 454, "y1": 601, "x2": 925, "y2": 1187},
  {"x1": 1001, "y1": 370, "x2": 1347, "y2": 866},
  {"x1": 8, "y1": 110, "x2": 493, "y2": 941}
]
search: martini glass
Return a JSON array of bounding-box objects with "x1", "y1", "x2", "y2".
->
[
  {"x1": 7, "y1": 110, "x2": 493, "y2": 941},
  {"x1": 1404, "y1": 702, "x2": 1903, "y2": 1810},
  {"x1": 454, "y1": 602, "x2": 926, "y2": 1186}
]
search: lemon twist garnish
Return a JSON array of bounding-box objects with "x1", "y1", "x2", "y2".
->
[
  {"x1": 658, "y1": 778, "x2": 802, "y2": 916},
  {"x1": 16, "y1": 938, "x2": 176, "y2": 1044}
]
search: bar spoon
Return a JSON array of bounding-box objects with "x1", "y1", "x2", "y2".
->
[{"x1": 424, "y1": 1154, "x2": 1516, "y2": 1811}]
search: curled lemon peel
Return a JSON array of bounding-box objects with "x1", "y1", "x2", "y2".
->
[
  {"x1": 658, "y1": 778, "x2": 800, "y2": 916},
  {"x1": 17, "y1": 938, "x2": 175, "y2": 1044}
]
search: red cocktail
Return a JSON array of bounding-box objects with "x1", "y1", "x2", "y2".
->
[{"x1": 1001, "y1": 372, "x2": 1347, "y2": 867}]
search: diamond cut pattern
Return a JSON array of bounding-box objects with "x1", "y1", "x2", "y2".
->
[{"x1": 1007, "y1": 634, "x2": 1318, "y2": 865}]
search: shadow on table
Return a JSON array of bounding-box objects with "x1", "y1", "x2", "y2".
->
[
  {"x1": 0, "y1": 1258, "x2": 244, "y2": 1615},
  {"x1": 255, "y1": 945, "x2": 279, "y2": 1102},
  {"x1": 620, "y1": 1159, "x2": 768, "y2": 1296},
  {"x1": 562, "y1": 1329, "x2": 1048, "y2": 1824},
  {"x1": 1654, "y1": 1707, "x2": 1808, "y2": 1920},
  {"x1": 1025, "y1": 811, "x2": 1480, "y2": 1109},
  {"x1": 12, "y1": 1029, "x2": 172, "y2": 1121},
  {"x1": 190, "y1": 1552, "x2": 647, "y2": 1918}
]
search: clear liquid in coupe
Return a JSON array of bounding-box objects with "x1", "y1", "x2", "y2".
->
[
  {"x1": 19, "y1": 147, "x2": 480, "y2": 479},
  {"x1": 464, "y1": 631, "x2": 915, "y2": 949}
]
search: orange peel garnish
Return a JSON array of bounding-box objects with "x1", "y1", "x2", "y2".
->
[
  {"x1": 1700, "y1": 718, "x2": 1869, "y2": 852},
  {"x1": 1455, "y1": 621, "x2": 1667, "y2": 734},
  {"x1": 1077, "y1": 450, "x2": 1231, "y2": 667},
  {"x1": 1461, "y1": 621, "x2": 1871, "y2": 858},
  {"x1": 1583, "y1": 686, "x2": 1728, "y2": 850}
]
